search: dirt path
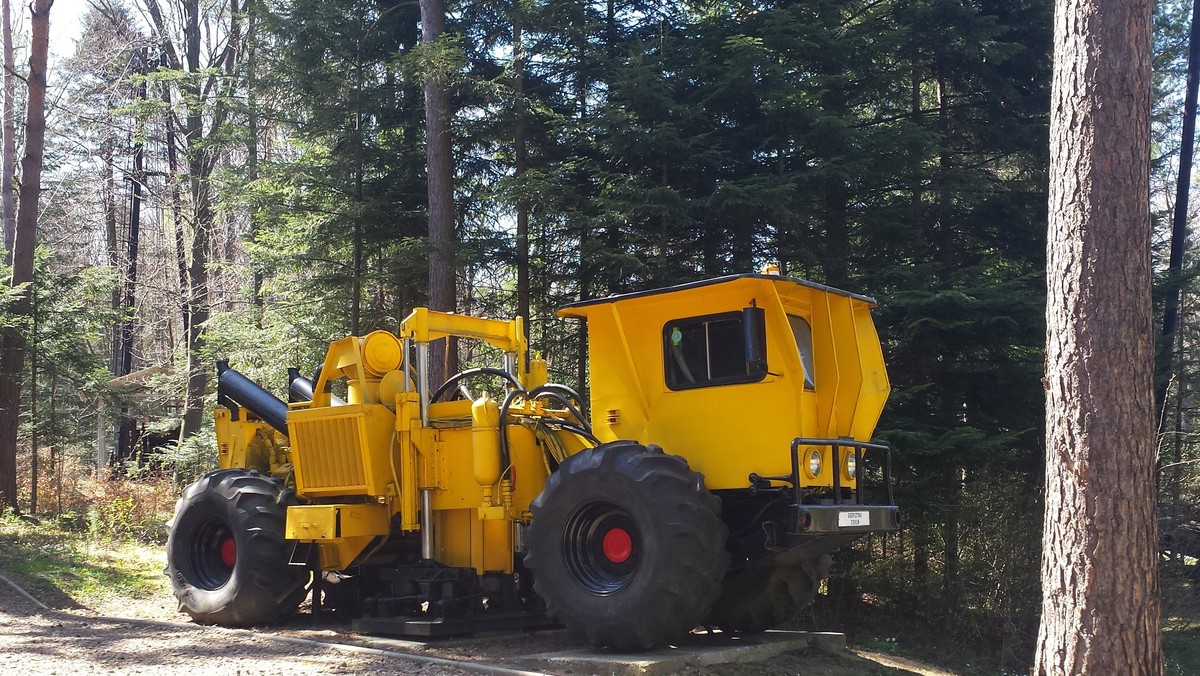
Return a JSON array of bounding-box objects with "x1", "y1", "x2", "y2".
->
[
  {"x1": 0, "y1": 574, "x2": 940, "y2": 675},
  {"x1": 0, "y1": 581, "x2": 476, "y2": 675}
]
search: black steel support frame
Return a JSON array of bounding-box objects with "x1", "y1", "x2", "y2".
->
[
  {"x1": 793, "y1": 437, "x2": 894, "y2": 506},
  {"x1": 751, "y1": 437, "x2": 894, "y2": 507}
]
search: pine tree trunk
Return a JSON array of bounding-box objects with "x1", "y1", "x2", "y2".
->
[
  {"x1": 351, "y1": 43, "x2": 364, "y2": 336},
  {"x1": 29, "y1": 318, "x2": 37, "y2": 515},
  {"x1": 421, "y1": 0, "x2": 457, "y2": 383},
  {"x1": 246, "y1": 0, "x2": 263, "y2": 321},
  {"x1": 513, "y1": 3, "x2": 529, "y2": 335},
  {"x1": 160, "y1": 52, "x2": 188, "y2": 339},
  {"x1": 105, "y1": 130, "x2": 119, "y2": 380},
  {"x1": 1035, "y1": 0, "x2": 1161, "y2": 672},
  {"x1": 0, "y1": 0, "x2": 52, "y2": 513}
]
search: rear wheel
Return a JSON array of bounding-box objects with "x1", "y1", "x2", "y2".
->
[
  {"x1": 704, "y1": 556, "x2": 829, "y2": 633},
  {"x1": 166, "y1": 469, "x2": 308, "y2": 625},
  {"x1": 527, "y1": 442, "x2": 729, "y2": 650}
]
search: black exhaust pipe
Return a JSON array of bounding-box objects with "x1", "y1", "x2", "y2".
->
[
  {"x1": 288, "y1": 367, "x2": 313, "y2": 403},
  {"x1": 287, "y1": 367, "x2": 345, "y2": 406},
  {"x1": 216, "y1": 361, "x2": 289, "y2": 435}
]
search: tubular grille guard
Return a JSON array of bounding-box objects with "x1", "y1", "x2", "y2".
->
[{"x1": 751, "y1": 437, "x2": 895, "y2": 506}]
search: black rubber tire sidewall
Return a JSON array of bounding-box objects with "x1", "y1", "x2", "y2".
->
[
  {"x1": 527, "y1": 442, "x2": 729, "y2": 650},
  {"x1": 167, "y1": 469, "x2": 308, "y2": 626}
]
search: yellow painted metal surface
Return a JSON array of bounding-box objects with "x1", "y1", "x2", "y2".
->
[
  {"x1": 400, "y1": 308, "x2": 527, "y2": 365},
  {"x1": 435, "y1": 508, "x2": 480, "y2": 570},
  {"x1": 471, "y1": 397, "x2": 502, "y2": 510},
  {"x1": 483, "y1": 518, "x2": 513, "y2": 573},
  {"x1": 213, "y1": 308, "x2": 553, "y2": 577},
  {"x1": 286, "y1": 503, "x2": 392, "y2": 540},
  {"x1": 557, "y1": 275, "x2": 889, "y2": 491},
  {"x1": 212, "y1": 276, "x2": 887, "y2": 580},
  {"x1": 285, "y1": 503, "x2": 392, "y2": 570},
  {"x1": 214, "y1": 408, "x2": 287, "y2": 475},
  {"x1": 360, "y1": 330, "x2": 402, "y2": 376},
  {"x1": 288, "y1": 403, "x2": 397, "y2": 498}
]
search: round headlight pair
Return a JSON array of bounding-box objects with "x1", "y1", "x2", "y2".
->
[{"x1": 807, "y1": 449, "x2": 859, "y2": 480}]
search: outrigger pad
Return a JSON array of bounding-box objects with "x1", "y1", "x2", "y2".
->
[{"x1": 353, "y1": 612, "x2": 558, "y2": 638}]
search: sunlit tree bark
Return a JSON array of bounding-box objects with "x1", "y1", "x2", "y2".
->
[
  {"x1": 0, "y1": 0, "x2": 53, "y2": 512},
  {"x1": 1036, "y1": 0, "x2": 1162, "y2": 672},
  {"x1": 421, "y1": 0, "x2": 457, "y2": 382}
]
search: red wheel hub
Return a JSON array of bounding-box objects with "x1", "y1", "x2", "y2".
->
[
  {"x1": 602, "y1": 527, "x2": 632, "y2": 564},
  {"x1": 220, "y1": 537, "x2": 237, "y2": 567}
]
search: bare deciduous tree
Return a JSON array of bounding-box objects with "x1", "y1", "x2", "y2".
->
[
  {"x1": 0, "y1": 0, "x2": 53, "y2": 512},
  {"x1": 1, "y1": 0, "x2": 15, "y2": 261},
  {"x1": 138, "y1": 0, "x2": 241, "y2": 441}
]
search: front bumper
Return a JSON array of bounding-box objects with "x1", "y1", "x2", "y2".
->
[
  {"x1": 747, "y1": 437, "x2": 901, "y2": 548},
  {"x1": 793, "y1": 504, "x2": 901, "y2": 534},
  {"x1": 749, "y1": 437, "x2": 897, "y2": 507}
]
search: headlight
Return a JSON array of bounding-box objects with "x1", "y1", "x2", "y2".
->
[
  {"x1": 808, "y1": 450, "x2": 822, "y2": 478},
  {"x1": 845, "y1": 452, "x2": 857, "y2": 479}
]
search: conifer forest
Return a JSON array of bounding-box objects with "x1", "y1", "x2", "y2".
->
[{"x1": 0, "y1": 0, "x2": 1196, "y2": 671}]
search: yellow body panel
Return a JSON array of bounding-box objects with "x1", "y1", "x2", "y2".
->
[
  {"x1": 288, "y1": 403, "x2": 397, "y2": 499},
  {"x1": 435, "y1": 509, "x2": 479, "y2": 569},
  {"x1": 285, "y1": 503, "x2": 391, "y2": 569},
  {"x1": 558, "y1": 275, "x2": 890, "y2": 491},
  {"x1": 214, "y1": 408, "x2": 288, "y2": 475},
  {"x1": 400, "y1": 308, "x2": 527, "y2": 354}
]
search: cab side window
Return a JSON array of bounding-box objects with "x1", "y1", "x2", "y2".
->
[
  {"x1": 664, "y1": 313, "x2": 765, "y2": 389},
  {"x1": 787, "y1": 314, "x2": 816, "y2": 390}
]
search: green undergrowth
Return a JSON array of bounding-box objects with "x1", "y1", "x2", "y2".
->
[
  {"x1": 811, "y1": 576, "x2": 1200, "y2": 676},
  {"x1": 1165, "y1": 621, "x2": 1200, "y2": 676},
  {"x1": 0, "y1": 509, "x2": 168, "y2": 610},
  {"x1": 1163, "y1": 567, "x2": 1200, "y2": 676}
]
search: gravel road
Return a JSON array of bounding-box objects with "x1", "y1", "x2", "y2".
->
[{"x1": 0, "y1": 581, "x2": 477, "y2": 675}]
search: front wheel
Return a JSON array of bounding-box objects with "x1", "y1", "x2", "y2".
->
[
  {"x1": 166, "y1": 469, "x2": 308, "y2": 625},
  {"x1": 526, "y1": 442, "x2": 729, "y2": 650}
]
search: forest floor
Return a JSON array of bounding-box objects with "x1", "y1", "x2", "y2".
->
[
  {"x1": 1, "y1": 512, "x2": 1195, "y2": 675},
  {"x1": 0, "y1": 573, "x2": 928, "y2": 675}
]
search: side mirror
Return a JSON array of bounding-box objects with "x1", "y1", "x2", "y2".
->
[{"x1": 743, "y1": 304, "x2": 768, "y2": 376}]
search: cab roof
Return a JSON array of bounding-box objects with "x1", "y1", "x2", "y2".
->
[{"x1": 556, "y1": 274, "x2": 878, "y2": 318}]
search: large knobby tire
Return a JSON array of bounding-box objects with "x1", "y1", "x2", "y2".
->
[
  {"x1": 526, "y1": 442, "x2": 729, "y2": 650},
  {"x1": 704, "y1": 555, "x2": 830, "y2": 634},
  {"x1": 166, "y1": 469, "x2": 308, "y2": 626}
]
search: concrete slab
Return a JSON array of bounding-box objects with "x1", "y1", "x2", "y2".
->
[{"x1": 524, "y1": 630, "x2": 845, "y2": 675}]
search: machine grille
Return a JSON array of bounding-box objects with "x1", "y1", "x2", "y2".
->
[{"x1": 290, "y1": 411, "x2": 369, "y2": 495}]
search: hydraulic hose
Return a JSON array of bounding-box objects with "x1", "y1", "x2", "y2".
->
[{"x1": 430, "y1": 367, "x2": 524, "y2": 403}]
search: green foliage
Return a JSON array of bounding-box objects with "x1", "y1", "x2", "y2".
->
[
  {"x1": 87, "y1": 494, "x2": 139, "y2": 541},
  {"x1": 0, "y1": 511, "x2": 167, "y2": 605},
  {"x1": 250, "y1": 0, "x2": 430, "y2": 335},
  {"x1": 155, "y1": 425, "x2": 218, "y2": 487},
  {"x1": 1165, "y1": 622, "x2": 1200, "y2": 676}
]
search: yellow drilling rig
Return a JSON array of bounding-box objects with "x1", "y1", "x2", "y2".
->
[{"x1": 165, "y1": 273, "x2": 899, "y2": 650}]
